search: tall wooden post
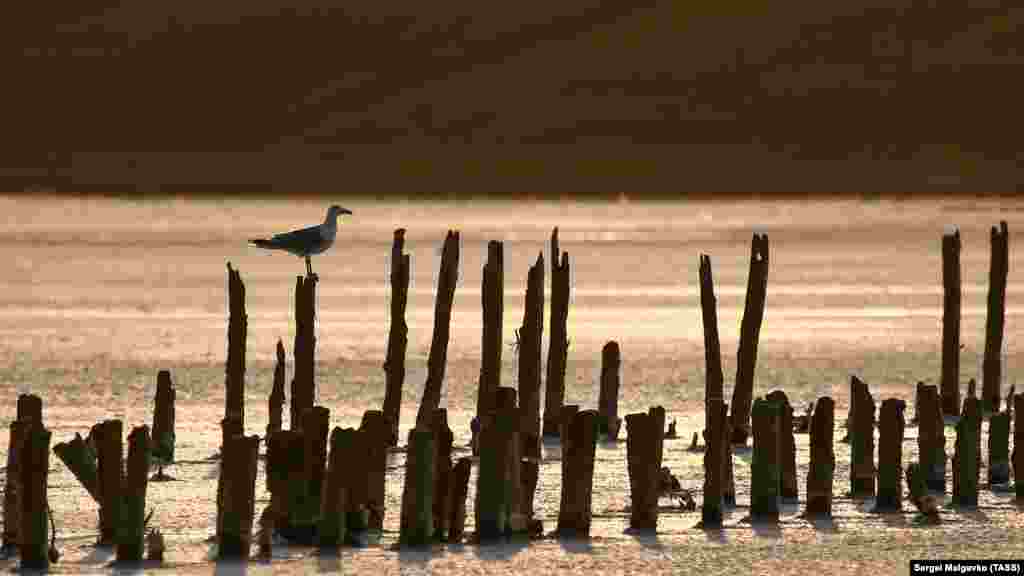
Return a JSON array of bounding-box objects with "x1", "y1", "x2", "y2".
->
[
  {"x1": 477, "y1": 240, "x2": 504, "y2": 442},
  {"x1": 225, "y1": 263, "x2": 247, "y2": 437},
  {"x1": 597, "y1": 341, "x2": 622, "y2": 440},
  {"x1": 941, "y1": 228, "x2": 962, "y2": 416},
  {"x1": 117, "y1": 426, "x2": 151, "y2": 563},
  {"x1": 268, "y1": 339, "x2": 286, "y2": 438},
  {"x1": 806, "y1": 396, "x2": 835, "y2": 517},
  {"x1": 416, "y1": 230, "x2": 460, "y2": 429},
  {"x1": 917, "y1": 384, "x2": 946, "y2": 493},
  {"x1": 383, "y1": 229, "x2": 410, "y2": 447},
  {"x1": 699, "y1": 255, "x2": 725, "y2": 441},
  {"x1": 3, "y1": 393, "x2": 42, "y2": 553},
  {"x1": 96, "y1": 419, "x2": 124, "y2": 545},
  {"x1": 730, "y1": 233, "x2": 769, "y2": 445},
  {"x1": 291, "y1": 273, "x2": 318, "y2": 431},
  {"x1": 849, "y1": 376, "x2": 876, "y2": 497},
  {"x1": 875, "y1": 399, "x2": 905, "y2": 511},
  {"x1": 518, "y1": 252, "x2": 545, "y2": 460},
  {"x1": 751, "y1": 397, "x2": 780, "y2": 521},
  {"x1": 544, "y1": 228, "x2": 571, "y2": 437},
  {"x1": 18, "y1": 420, "x2": 50, "y2": 571},
  {"x1": 983, "y1": 221, "x2": 1009, "y2": 413},
  {"x1": 701, "y1": 398, "x2": 726, "y2": 527}
]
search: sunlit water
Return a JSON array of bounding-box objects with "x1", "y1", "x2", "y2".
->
[{"x1": 1, "y1": 195, "x2": 1023, "y2": 574}]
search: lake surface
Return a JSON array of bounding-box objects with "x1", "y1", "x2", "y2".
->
[{"x1": 0, "y1": 194, "x2": 1022, "y2": 575}]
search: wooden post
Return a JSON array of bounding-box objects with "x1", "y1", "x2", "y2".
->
[
  {"x1": 302, "y1": 406, "x2": 330, "y2": 523},
  {"x1": 152, "y1": 369, "x2": 176, "y2": 479},
  {"x1": 18, "y1": 421, "x2": 50, "y2": 571},
  {"x1": 448, "y1": 457, "x2": 472, "y2": 543},
  {"x1": 95, "y1": 419, "x2": 124, "y2": 545},
  {"x1": 291, "y1": 273, "x2": 318, "y2": 432},
  {"x1": 983, "y1": 221, "x2": 1009, "y2": 412},
  {"x1": 701, "y1": 398, "x2": 726, "y2": 527},
  {"x1": 805, "y1": 396, "x2": 835, "y2": 517},
  {"x1": 723, "y1": 414, "x2": 736, "y2": 507},
  {"x1": 875, "y1": 399, "x2": 905, "y2": 511},
  {"x1": 218, "y1": 433, "x2": 259, "y2": 559},
  {"x1": 953, "y1": 396, "x2": 980, "y2": 507},
  {"x1": 225, "y1": 263, "x2": 247, "y2": 433},
  {"x1": 597, "y1": 341, "x2": 622, "y2": 441},
  {"x1": 383, "y1": 228, "x2": 410, "y2": 447},
  {"x1": 416, "y1": 230, "x2": 460, "y2": 429},
  {"x1": 1015, "y1": 394, "x2": 1024, "y2": 501},
  {"x1": 476, "y1": 240, "x2": 504, "y2": 445},
  {"x1": 476, "y1": 394, "x2": 516, "y2": 541},
  {"x1": 319, "y1": 427, "x2": 354, "y2": 548},
  {"x1": 431, "y1": 408, "x2": 454, "y2": 541},
  {"x1": 917, "y1": 384, "x2": 946, "y2": 492},
  {"x1": 117, "y1": 425, "x2": 151, "y2": 563},
  {"x1": 765, "y1": 390, "x2": 797, "y2": 501},
  {"x1": 626, "y1": 412, "x2": 658, "y2": 531},
  {"x1": 941, "y1": 228, "x2": 962, "y2": 416},
  {"x1": 557, "y1": 409, "x2": 597, "y2": 537},
  {"x1": 520, "y1": 459, "x2": 540, "y2": 532},
  {"x1": 17, "y1": 393, "x2": 42, "y2": 423},
  {"x1": 849, "y1": 376, "x2": 876, "y2": 498},
  {"x1": 359, "y1": 410, "x2": 389, "y2": 531},
  {"x1": 518, "y1": 251, "x2": 545, "y2": 460},
  {"x1": 268, "y1": 339, "x2": 286, "y2": 438},
  {"x1": 751, "y1": 397, "x2": 780, "y2": 521},
  {"x1": 649, "y1": 405, "x2": 666, "y2": 470},
  {"x1": 730, "y1": 233, "x2": 769, "y2": 445},
  {"x1": 2, "y1": 421, "x2": 22, "y2": 552},
  {"x1": 265, "y1": 429, "x2": 301, "y2": 532},
  {"x1": 544, "y1": 228, "x2": 571, "y2": 437},
  {"x1": 699, "y1": 255, "x2": 727, "y2": 452},
  {"x1": 53, "y1": 432, "x2": 100, "y2": 502},
  {"x1": 988, "y1": 411, "x2": 1011, "y2": 485},
  {"x1": 399, "y1": 428, "x2": 434, "y2": 546}
]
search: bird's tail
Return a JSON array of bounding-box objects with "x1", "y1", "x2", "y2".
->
[{"x1": 250, "y1": 238, "x2": 278, "y2": 250}]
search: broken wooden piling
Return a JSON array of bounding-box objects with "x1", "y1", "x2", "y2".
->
[
  {"x1": 476, "y1": 388, "x2": 519, "y2": 540},
  {"x1": 268, "y1": 339, "x2": 286, "y2": 438},
  {"x1": 302, "y1": 406, "x2": 330, "y2": 522},
  {"x1": 416, "y1": 230, "x2": 460, "y2": 429},
  {"x1": 765, "y1": 390, "x2": 797, "y2": 501},
  {"x1": 400, "y1": 428, "x2": 435, "y2": 546},
  {"x1": 953, "y1": 396, "x2": 980, "y2": 507},
  {"x1": 448, "y1": 457, "x2": 473, "y2": 543},
  {"x1": 544, "y1": 227, "x2": 571, "y2": 438},
  {"x1": 805, "y1": 396, "x2": 835, "y2": 517},
  {"x1": 18, "y1": 393, "x2": 42, "y2": 423},
  {"x1": 751, "y1": 397, "x2": 780, "y2": 521},
  {"x1": 849, "y1": 376, "x2": 876, "y2": 498},
  {"x1": 53, "y1": 432, "x2": 100, "y2": 503},
  {"x1": 319, "y1": 427, "x2": 354, "y2": 548},
  {"x1": 518, "y1": 251, "x2": 545, "y2": 460},
  {"x1": 18, "y1": 420, "x2": 51, "y2": 571},
  {"x1": 917, "y1": 384, "x2": 946, "y2": 492},
  {"x1": 152, "y1": 370, "x2": 175, "y2": 479},
  {"x1": 597, "y1": 341, "x2": 622, "y2": 441},
  {"x1": 730, "y1": 233, "x2": 769, "y2": 445},
  {"x1": 476, "y1": 239, "x2": 504, "y2": 448},
  {"x1": 988, "y1": 411, "x2": 1011, "y2": 485},
  {"x1": 117, "y1": 425, "x2": 151, "y2": 563},
  {"x1": 383, "y1": 229, "x2": 410, "y2": 447},
  {"x1": 359, "y1": 410, "x2": 389, "y2": 531},
  {"x1": 96, "y1": 419, "x2": 124, "y2": 545},
  {"x1": 218, "y1": 433, "x2": 259, "y2": 559},
  {"x1": 941, "y1": 228, "x2": 962, "y2": 416},
  {"x1": 431, "y1": 408, "x2": 454, "y2": 541},
  {"x1": 265, "y1": 429, "x2": 301, "y2": 533},
  {"x1": 983, "y1": 221, "x2": 1009, "y2": 413},
  {"x1": 4, "y1": 393, "x2": 43, "y2": 553},
  {"x1": 558, "y1": 409, "x2": 598, "y2": 537},
  {"x1": 291, "y1": 273, "x2": 318, "y2": 431},
  {"x1": 626, "y1": 411, "x2": 659, "y2": 531},
  {"x1": 875, "y1": 399, "x2": 905, "y2": 512},
  {"x1": 1015, "y1": 394, "x2": 1024, "y2": 501},
  {"x1": 699, "y1": 254, "x2": 725, "y2": 431},
  {"x1": 701, "y1": 397, "x2": 727, "y2": 527},
  {"x1": 225, "y1": 263, "x2": 247, "y2": 436}
]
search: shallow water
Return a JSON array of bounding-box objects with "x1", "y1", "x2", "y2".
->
[{"x1": 0, "y1": 195, "x2": 1022, "y2": 574}]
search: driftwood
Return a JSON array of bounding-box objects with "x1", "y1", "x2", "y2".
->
[
  {"x1": 730, "y1": 233, "x2": 769, "y2": 445},
  {"x1": 382, "y1": 229, "x2": 410, "y2": 447},
  {"x1": 941, "y1": 228, "x2": 961, "y2": 416},
  {"x1": 982, "y1": 221, "x2": 1009, "y2": 412},
  {"x1": 544, "y1": 227, "x2": 571, "y2": 437},
  {"x1": 416, "y1": 230, "x2": 460, "y2": 428}
]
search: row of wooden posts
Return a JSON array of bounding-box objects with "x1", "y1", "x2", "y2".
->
[{"x1": 1, "y1": 220, "x2": 1011, "y2": 569}]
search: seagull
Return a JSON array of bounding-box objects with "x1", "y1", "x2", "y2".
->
[{"x1": 250, "y1": 205, "x2": 352, "y2": 277}]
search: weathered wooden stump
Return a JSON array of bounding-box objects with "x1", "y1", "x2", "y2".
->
[
  {"x1": 225, "y1": 263, "x2": 247, "y2": 434},
  {"x1": 448, "y1": 457, "x2": 473, "y2": 543},
  {"x1": 267, "y1": 339, "x2": 286, "y2": 439},
  {"x1": 430, "y1": 408, "x2": 454, "y2": 540},
  {"x1": 1015, "y1": 394, "x2": 1024, "y2": 501},
  {"x1": 517, "y1": 251, "x2": 545, "y2": 460},
  {"x1": 982, "y1": 221, "x2": 1009, "y2": 413},
  {"x1": 5, "y1": 393, "x2": 43, "y2": 552},
  {"x1": 730, "y1": 233, "x2": 769, "y2": 445},
  {"x1": 265, "y1": 429, "x2": 302, "y2": 533},
  {"x1": 941, "y1": 228, "x2": 962, "y2": 416},
  {"x1": 698, "y1": 254, "x2": 725, "y2": 429},
  {"x1": 302, "y1": 406, "x2": 330, "y2": 522},
  {"x1": 476, "y1": 392, "x2": 518, "y2": 541},
  {"x1": 17, "y1": 393, "x2": 42, "y2": 423},
  {"x1": 544, "y1": 228, "x2": 571, "y2": 438},
  {"x1": 520, "y1": 459, "x2": 540, "y2": 531},
  {"x1": 152, "y1": 369, "x2": 176, "y2": 480},
  {"x1": 476, "y1": 239, "x2": 504, "y2": 453},
  {"x1": 18, "y1": 420, "x2": 51, "y2": 571},
  {"x1": 416, "y1": 230, "x2": 460, "y2": 429},
  {"x1": 53, "y1": 432, "x2": 100, "y2": 502},
  {"x1": 400, "y1": 428, "x2": 435, "y2": 546},
  {"x1": 701, "y1": 398, "x2": 727, "y2": 527},
  {"x1": 597, "y1": 341, "x2": 622, "y2": 441},
  {"x1": 849, "y1": 376, "x2": 876, "y2": 498},
  {"x1": 291, "y1": 273, "x2": 318, "y2": 432},
  {"x1": 953, "y1": 396, "x2": 981, "y2": 507},
  {"x1": 805, "y1": 396, "x2": 835, "y2": 517},
  {"x1": 626, "y1": 412, "x2": 659, "y2": 531},
  {"x1": 319, "y1": 427, "x2": 354, "y2": 548},
  {"x1": 218, "y1": 433, "x2": 259, "y2": 559},
  {"x1": 723, "y1": 415, "x2": 736, "y2": 507},
  {"x1": 95, "y1": 419, "x2": 124, "y2": 545},
  {"x1": 751, "y1": 397, "x2": 780, "y2": 521},
  {"x1": 359, "y1": 410, "x2": 389, "y2": 531},
  {"x1": 558, "y1": 409, "x2": 598, "y2": 537},
  {"x1": 383, "y1": 229, "x2": 410, "y2": 447},
  {"x1": 649, "y1": 405, "x2": 666, "y2": 470},
  {"x1": 917, "y1": 384, "x2": 946, "y2": 492},
  {"x1": 988, "y1": 411, "x2": 1011, "y2": 485},
  {"x1": 765, "y1": 390, "x2": 797, "y2": 501},
  {"x1": 117, "y1": 425, "x2": 151, "y2": 563},
  {"x1": 875, "y1": 398, "x2": 905, "y2": 512}
]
